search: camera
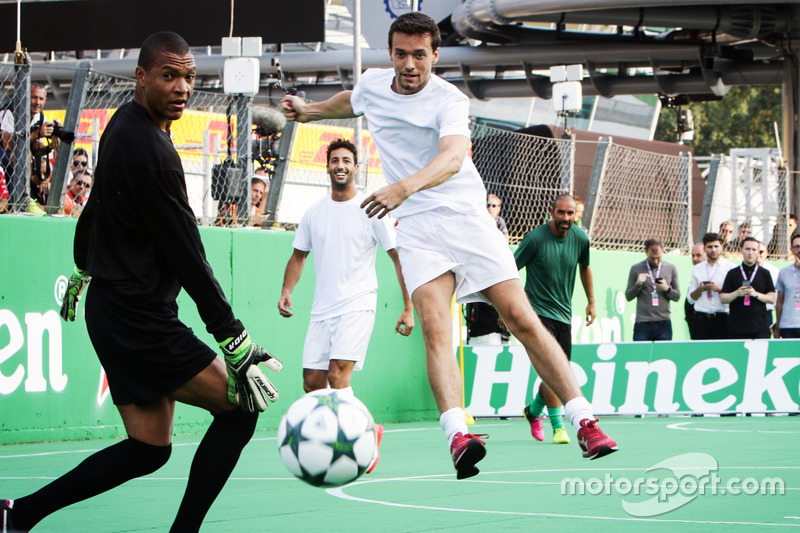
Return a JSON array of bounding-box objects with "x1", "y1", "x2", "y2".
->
[
  {"x1": 51, "y1": 123, "x2": 75, "y2": 143},
  {"x1": 31, "y1": 120, "x2": 75, "y2": 143}
]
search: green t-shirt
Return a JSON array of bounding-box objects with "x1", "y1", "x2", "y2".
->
[{"x1": 514, "y1": 223, "x2": 590, "y2": 324}]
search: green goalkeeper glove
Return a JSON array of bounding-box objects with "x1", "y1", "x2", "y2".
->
[
  {"x1": 60, "y1": 266, "x2": 92, "y2": 322},
  {"x1": 220, "y1": 331, "x2": 282, "y2": 413}
]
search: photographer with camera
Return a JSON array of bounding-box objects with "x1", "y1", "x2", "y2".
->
[{"x1": 625, "y1": 238, "x2": 681, "y2": 341}]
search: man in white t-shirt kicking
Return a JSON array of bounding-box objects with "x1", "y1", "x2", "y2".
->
[
  {"x1": 281, "y1": 12, "x2": 618, "y2": 479},
  {"x1": 278, "y1": 138, "x2": 414, "y2": 474}
]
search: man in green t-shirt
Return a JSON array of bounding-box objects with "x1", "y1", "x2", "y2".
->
[{"x1": 515, "y1": 194, "x2": 595, "y2": 445}]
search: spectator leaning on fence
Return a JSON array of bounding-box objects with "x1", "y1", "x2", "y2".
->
[
  {"x1": 772, "y1": 232, "x2": 800, "y2": 339},
  {"x1": 687, "y1": 232, "x2": 736, "y2": 340},
  {"x1": 625, "y1": 238, "x2": 681, "y2": 341},
  {"x1": 63, "y1": 168, "x2": 92, "y2": 216},
  {"x1": 684, "y1": 242, "x2": 706, "y2": 339},
  {"x1": 720, "y1": 236, "x2": 775, "y2": 339}
]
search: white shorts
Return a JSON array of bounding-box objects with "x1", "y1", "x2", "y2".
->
[
  {"x1": 395, "y1": 207, "x2": 520, "y2": 304},
  {"x1": 302, "y1": 310, "x2": 376, "y2": 371}
]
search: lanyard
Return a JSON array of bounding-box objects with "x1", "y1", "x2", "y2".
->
[
  {"x1": 646, "y1": 261, "x2": 662, "y2": 284},
  {"x1": 740, "y1": 264, "x2": 758, "y2": 283}
]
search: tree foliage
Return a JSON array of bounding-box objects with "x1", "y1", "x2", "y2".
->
[{"x1": 654, "y1": 86, "x2": 782, "y2": 156}]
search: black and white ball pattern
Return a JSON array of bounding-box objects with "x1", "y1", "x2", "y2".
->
[{"x1": 278, "y1": 389, "x2": 376, "y2": 487}]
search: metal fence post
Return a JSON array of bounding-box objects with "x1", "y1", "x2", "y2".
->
[
  {"x1": 235, "y1": 94, "x2": 253, "y2": 224},
  {"x1": 583, "y1": 136, "x2": 611, "y2": 236},
  {"x1": 679, "y1": 151, "x2": 692, "y2": 251},
  {"x1": 697, "y1": 154, "x2": 721, "y2": 242},
  {"x1": 560, "y1": 130, "x2": 574, "y2": 193},
  {"x1": 10, "y1": 59, "x2": 30, "y2": 212},
  {"x1": 47, "y1": 60, "x2": 91, "y2": 214},
  {"x1": 264, "y1": 120, "x2": 296, "y2": 227}
]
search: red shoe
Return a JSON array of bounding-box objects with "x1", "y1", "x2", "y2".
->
[
  {"x1": 450, "y1": 432, "x2": 488, "y2": 479},
  {"x1": 577, "y1": 419, "x2": 618, "y2": 460},
  {"x1": 523, "y1": 405, "x2": 545, "y2": 442},
  {"x1": 366, "y1": 424, "x2": 384, "y2": 474}
]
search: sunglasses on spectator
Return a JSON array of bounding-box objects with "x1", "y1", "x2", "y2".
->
[
  {"x1": 72, "y1": 160, "x2": 88, "y2": 167},
  {"x1": 792, "y1": 244, "x2": 800, "y2": 250},
  {"x1": 74, "y1": 180, "x2": 91, "y2": 188},
  {"x1": 487, "y1": 203, "x2": 499, "y2": 208}
]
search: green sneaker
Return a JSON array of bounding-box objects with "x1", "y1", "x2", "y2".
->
[{"x1": 553, "y1": 427, "x2": 570, "y2": 444}]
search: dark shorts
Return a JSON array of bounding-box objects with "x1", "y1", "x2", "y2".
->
[
  {"x1": 539, "y1": 315, "x2": 572, "y2": 360},
  {"x1": 85, "y1": 283, "x2": 217, "y2": 406}
]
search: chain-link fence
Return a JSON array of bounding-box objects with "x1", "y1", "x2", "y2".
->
[
  {"x1": 585, "y1": 138, "x2": 692, "y2": 252},
  {"x1": 471, "y1": 123, "x2": 573, "y2": 243},
  {"x1": 470, "y1": 124, "x2": 692, "y2": 252},
  {"x1": 4, "y1": 62, "x2": 792, "y2": 256},
  {"x1": 1, "y1": 61, "x2": 255, "y2": 224}
]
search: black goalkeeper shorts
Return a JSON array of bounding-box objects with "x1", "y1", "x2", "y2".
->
[{"x1": 85, "y1": 282, "x2": 217, "y2": 406}]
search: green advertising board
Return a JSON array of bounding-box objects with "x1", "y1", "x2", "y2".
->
[{"x1": 463, "y1": 340, "x2": 800, "y2": 416}]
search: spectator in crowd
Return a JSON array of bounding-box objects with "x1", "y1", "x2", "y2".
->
[
  {"x1": 573, "y1": 195, "x2": 585, "y2": 227},
  {"x1": 757, "y1": 240, "x2": 780, "y2": 331},
  {"x1": 486, "y1": 193, "x2": 508, "y2": 243},
  {"x1": 720, "y1": 236, "x2": 775, "y2": 339},
  {"x1": 515, "y1": 193, "x2": 594, "y2": 445},
  {"x1": 69, "y1": 148, "x2": 90, "y2": 183},
  {"x1": 724, "y1": 221, "x2": 750, "y2": 256},
  {"x1": 248, "y1": 177, "x2": 269, "y2": 227},
  {"x1": 684, "y1": 242, "x2": 706, "y2": 339},
  {"x1": 625, "y1": 238, "x2": 681, "y2": 341},
  {"x1": 767, "y1": 213, "x2": 798, "y2": 256},
  {"x1": 687, "y1": 232, "x2": 736, "y2": 340},
  {"x1": 1, "y1": 83, "x2": 54, "y2": 158},
  {"x1": 63, "y1": 168, "x2": 92, "y2": 216},
  {"x1": 30, "y1": 154, "x2": 51, "y2": 209},
  {"x1": 0, "y1": 163, "x2": 8, "y2": 212},
  {"x1": 465, "y1": 194, "x2": 512, "y2": 344},
  {"x1": 773, "y1": 232, "x2": 800, "y2": 338},
  {"x1": 718, "y1": 220, "x2": 734, "y2": 250}
]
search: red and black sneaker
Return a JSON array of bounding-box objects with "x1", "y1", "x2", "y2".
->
[
  {"x1": 450, "y1": 433, "x2": 488, "y2": 479},
  {"x1": 577, "y1": 419, "x2": 618, "y2": 460}
]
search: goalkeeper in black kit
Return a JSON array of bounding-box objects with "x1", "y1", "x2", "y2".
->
[{"x1": 1, "y1": 32, "x2": 280, "y2": 533}]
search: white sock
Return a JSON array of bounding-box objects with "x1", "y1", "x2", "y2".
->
[
  {"x1": 564, "y1": 397, "x2": 595, "y2": 430},
  {"x1": 440, "y1": 407, "x2": 468, "y2": 445},
  {"x1": 334, "y1": 386, "x2": 355, "y2": 399}
]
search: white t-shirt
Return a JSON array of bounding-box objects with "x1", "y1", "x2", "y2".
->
[
  {"x1": 687, "y1": 258, "x2": 736, "y2": 313},
  {"x1": 350, "y1": 68, "x2": 486, "y2": 218},
  {"x1": 1, "y1": 109, "x2": 46, "y2": 133},
  {"x1": 293, "y1": 191, "x2": 397, "y2": 320},
  {"x1": 775, "y1": 264, "x2": 800, "y2": 328}
]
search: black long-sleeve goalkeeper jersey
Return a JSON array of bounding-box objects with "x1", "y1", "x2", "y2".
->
[{"x1": 74, "y1": 100, "x2": 241, "y2": 343}]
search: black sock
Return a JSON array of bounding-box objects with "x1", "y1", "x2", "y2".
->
[
  {"x1": 170, "y1": 408, "x2": 258, "y2": 533},
  {"x1": 12, "y1": 437, "x2": 171, "y2": 531}
]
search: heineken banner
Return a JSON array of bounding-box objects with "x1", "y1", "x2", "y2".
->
[{"x1": 463, "y1": 341, "x2": 800, "y2": 416}]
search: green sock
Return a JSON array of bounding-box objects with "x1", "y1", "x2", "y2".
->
[
  {"x1": 528, "y1": 393, "x2": 546, "y2": 418},
  {"x1": 548, "y1": 406, "x2": 564, "y2": 430}
]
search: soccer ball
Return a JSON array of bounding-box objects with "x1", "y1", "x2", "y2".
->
[{"x1": 277, "y1": 389, "x2": 377, "y2": 487}]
